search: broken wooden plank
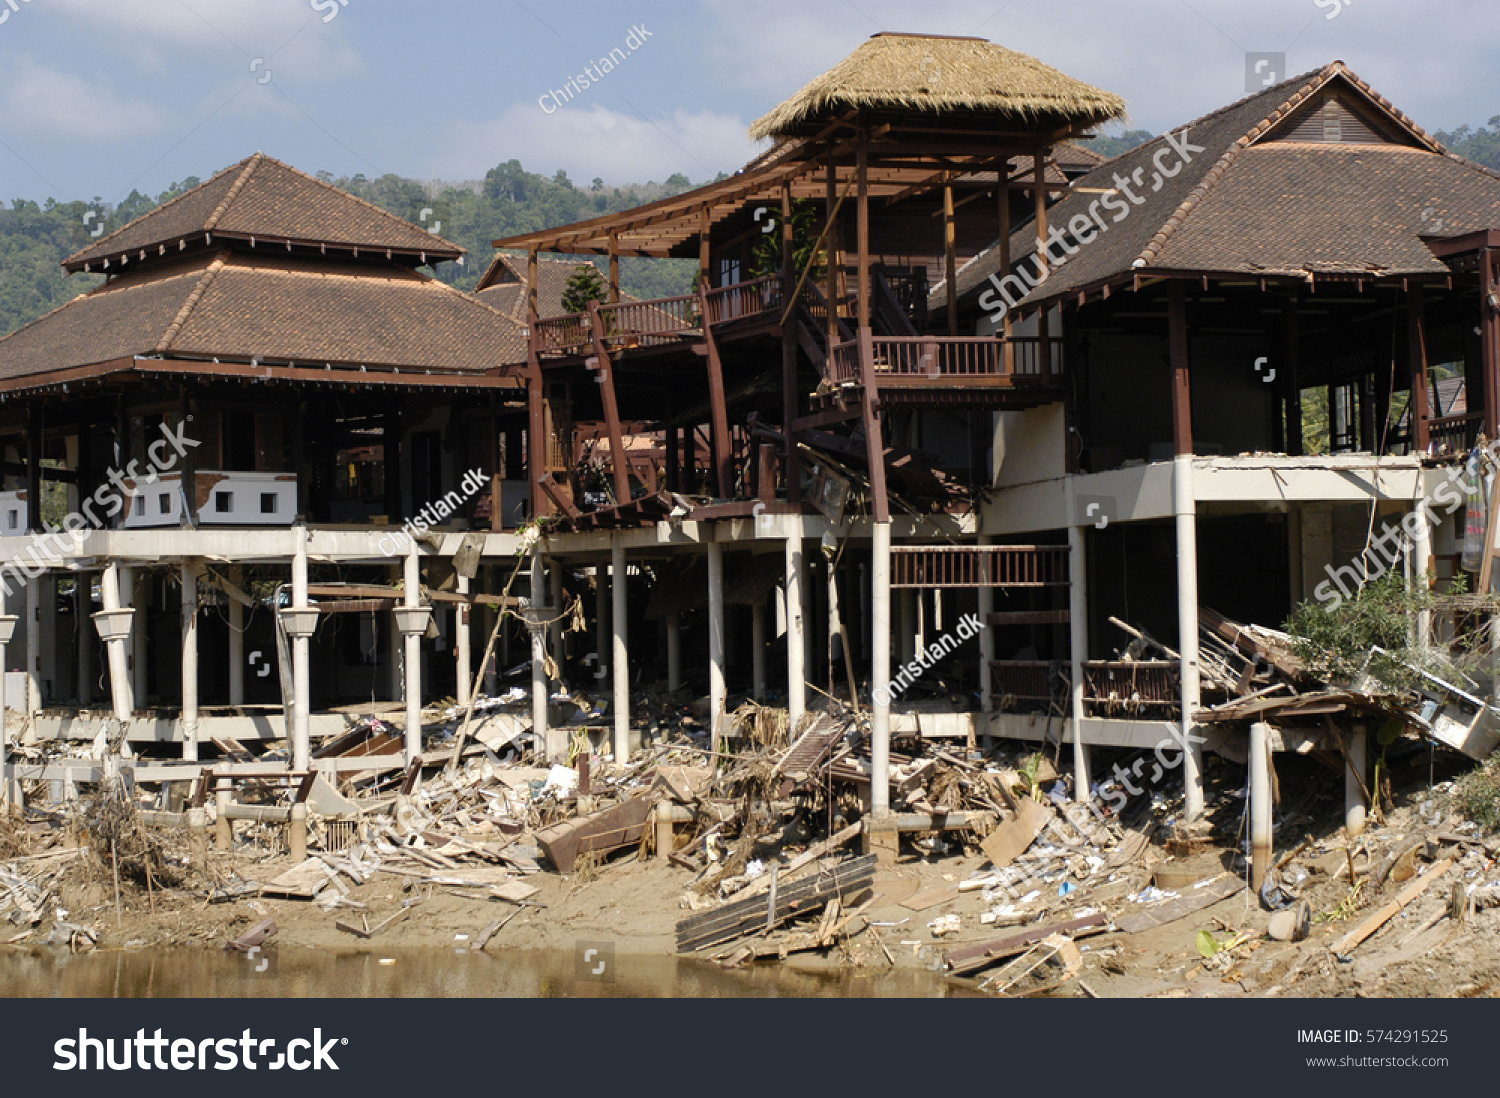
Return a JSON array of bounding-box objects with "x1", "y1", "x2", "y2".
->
[
  {"x1": 722, "y1": 821, "x2": 862, "y2": 904},
  {"x1": 489, "y1": 880, "x2": 542, "y2": 905},
  {"x1": 1115, "y1": 874, "x2": 1244, "y2": 934},
  {"x1": 535, "y1": 795, "x2": 653, "y2": 874},
  {"x1": 1332, "y1": 853, "x2": 1458, "y2": 957},
  {"x1": 675, "y1": 854, "x2": 876, "y2": 953},
  {"x1": 225, "y1": 918, "x2": 277, "y2": 953},
  {"x1": 945, "y1": 914, "x2": 1108, "y2": 976},
  {"x1": 979, "y1": 796, "x2": 1052, "y2": 869}
]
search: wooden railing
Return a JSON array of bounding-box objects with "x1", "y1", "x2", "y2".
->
[
  {"x1": 595, "y1": 294, "x2": 699, "y2": 349},
  {"x1": 1081, "y1": 661, "x2": 1180, "y2": 713},
  {"x1": 1427, "y1": 412, "x2": 1483, "y2": 457},
  {"x1": 826, "y1": 335, "x2": 1065, "y2": 384},
  {"x1": 891, "y1": 545, "x2": 1069, "y2": 589},
  {"x1": 988, "y1": 658, "x2": 1181, "y2": 715},
  {"x1": 703, "y1": 274, "x2": 782, "y2": 325}
]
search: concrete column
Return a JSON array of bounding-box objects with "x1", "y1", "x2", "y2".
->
[
  {"x1": 1249, "y1": 721, "x2": 1273, "y2": 890},
  {"x1": 1411, "y1": 496, "x2": 1432, "y2": 652},
  {"x1": 708, "y1": 542, "x2": 726, "y2": 755},
  {"x1": 98, "y1": 564, "x2": 131, "y2": 723},
  {"x1": 402, "y1": 546, "x2": 422, "y2": 763},
  {"x1": 549, "y1": 562, "x2": 565, "y2": 687},
  {"x1": 594, "y1": 564, "x2": 609, "y2": 677},
  {"x1": 25, "y1": 576, "x2": 39, "y2": 717},
  {"x1": 76, "y1": 577, "x2": 94, "y2": 707},
  {"x1": 180, "y1": 562, "x2": 199, "y2": 763},
  {"x1": 529, "y1": 551, "x2": 550, "y2": 761},
  {"x1": 871, "y1": 521, "x2": 893, "y2": 816},
  {"x1": 127, "y1": 569, "x2": 146, "y2": 709},
  {"x1": 228, "y1": 564, "x2": 245, "y2": 706},
  {"x1": 611, "y1": 542, "x2": 630, "y2": 761},
  {"x1": 1174, "y1": 455, "x2": 1205, "y2": 820},
  {"x1": 1346, "y1": 724, "x2": 1368, "y2": 838},
  {"x1": 456, "y1": 572, "x2": 472, "y2": 708},
  {"x1": 666, "y1": 613, "x2": 682, "y2": 693},
  {"x1": 387, "y1": 565, "x2": 402, "y2": 703},
  {"x1": 0, "y1": 636, "x2": 12, "y2": 806},
  {"x1": 784, "y1": 531, "x2": 806, "y2": 728},
  {"x1": 977, "y1": 538, "x2": 994, "y2": 714},
  {"x1": 292, "y1": 526, "x2": 311, "y2": 771},
  {"x1": 1068, "y1": 521, "x2": 1091, "y2": 802},
  {"x1": 751, "y1": 597, "x2": 767, "y2": 702}
]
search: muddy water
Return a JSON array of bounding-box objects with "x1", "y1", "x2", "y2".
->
[{"x1": 0, "y1": 948, "x2": 957, "y2": 998}]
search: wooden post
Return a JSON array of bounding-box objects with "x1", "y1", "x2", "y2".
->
[
  {"x1": 607, "y1": 231, "x2": 620, "y2": 304},
  {"x1": 698, "y1": 284, "x2": 734, "y2": 498},
  {"x1": 25, "y1": 405, "x2": 40, "y2": 534},
  {"x1": 699, "y1": 208, "x2": 711, "y2": 286},
  {"x1": 1033, "y1": 147, "x2": 1051, "y2": 379},
  {"x1": 1408, "y1": 285, "x2": 1430, "y2": 453},
  {"x1": 826, "y1": 161, "x2": 840, "y2": 347},
  {"x1": 782, "y1": 182, "x2": 802, "y2": 504},
  {"x1": 857, "y1": 144, "x2": 871, "y2": 331},
  {"x1": 527, "y1": 249, "x2": 539, "y2": 319},
  {"x1": 1485, "y1": 250, "x2": 1499, "y2": 440},
  {"x1": 587, "y1": 301, "x2": 632, "y2": 506},
  {"x1": 999, "y1": 156, "x2": 1014, "y2": 369},
  {"x1": 383, "y1": 401, "x2": 402, "y2": 523},
  {"x1": 1283, "y1": 294, "x2": 1302, "y2": 456},
  {"x1": 1169, "y1": 281, "x2": 1192, "y2": 456},
  {"x1": 943, "y1": 178, "x2": 959, "y2": 336}
]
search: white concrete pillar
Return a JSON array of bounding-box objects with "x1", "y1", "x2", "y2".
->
[
  {"x1": 1346, "y1": 724, "x2": 1367, "y2": 838},
  {"x1": 0, "y1": 633, "x2": 12, "y2": 806},
  {"x1": 1174, "y1": 455, "x2": 1205, "y2": 821},
  {"x1": 292, "y1": 526, "x2": 312, "y2": 771},
  {"x1": 593, "y1": 564, "x2": 608, "y2": 677},
  {"x1": 456, "y1": 572, "x2": 472, "y2": 708},
  {"x1": 611, "y1": 542, "x2": 630, "y2": 761},
  {"x1": 751, "y1": 597, "x2": 767, "y2": 702},
  {"x1": 228, "y1": 564, "x2": 245, "y2": 706},
  {"x1": 402, "y1": 546, "x2": 422, "y2": 763},
  {"x1": 25, "y1": 576, "x2": 39, "y2": 717},
  {"x1": 387, "y1": 565, "x2": 402, "y2": 703},
  {"x1": 785, "y1": 531, "x2": 806, "y2": 728},
  {"x1": 1067, "y1": 519, "x2": 1091, "y2": 803},
  {"x1": 97, "y1": 565, "x2": 132, "y2": 724},
  {"x1": 1411, "y1": 496, "x2": 1432, "y2": 652},
  {"x1": 870, "y1": 522, "x2": 893, "y2": 816},
  {"x1": 1249, "y1": 720, "x2": 1273, "y2": 889},
  {"x1": 530, "y1": 551, "x2": 549, "y2": 761},
  {"x1": 666, "y1": 613, "x2": 682, "y2": 693},
  {"x1": 180, "y1": 562, "x2": 199, "y2": 762},
  {"x1": 708, "y1": 542, "x2": 726, "y2": 755},
  {"x1": 549, "y1": 562, "x2": 565, "y2": 687}
]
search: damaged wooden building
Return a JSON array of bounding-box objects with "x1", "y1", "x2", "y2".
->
[{"x1": 2, "y1": 36, "x2": 1499, "y2": 840}]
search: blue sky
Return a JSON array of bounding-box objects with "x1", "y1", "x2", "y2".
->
[{"x1": 0, "y1": 0, "x2": 1496, "y2": 205}]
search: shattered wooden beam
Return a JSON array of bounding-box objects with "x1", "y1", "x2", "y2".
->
[{"x1": 675, "y1": 854, "x2": 876, "y2": 953}]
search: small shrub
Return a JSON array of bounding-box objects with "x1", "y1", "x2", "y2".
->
[{"x1": 1453, "y1": 757, "x2": 1500, "y2": 832}]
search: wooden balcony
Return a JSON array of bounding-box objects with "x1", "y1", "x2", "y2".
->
[
  {"x1": 1426, "y1": 412, "x2": 1483, "y2": 457},
  {"x1": 988, "y1": 659, "x2": 1181, "y2": 715},
  {"x1": 822, "y1": 332, "x2": 1065, "y2": 409},
  {"x1": 532, "y1": 275, "x2": 784, "y2": 361},
  {"x1": 891, "y1": 544, "x2": 1069, "y2": 589}
]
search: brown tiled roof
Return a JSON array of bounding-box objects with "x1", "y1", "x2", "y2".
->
[
  {"x1": 474, "y1": 254, "x2": 639, "y2": 321},
  {"x1": 0, "y1": 252, "x2": 526, "y2": 384},
  {"x1": 64, "y1": 154, "x2": 464, "y2": 272},
  {"x1": 944, "y1": 62, "x2": 1500, "y2": 310}
]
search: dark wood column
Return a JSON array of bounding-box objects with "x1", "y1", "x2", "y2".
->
[
  {"x1": 1282, "y1": 294, "x2": 1302, "y2": 456},
  {"x1": 1485, "y1": 249, "x2": 1500, "y2": 440},
  {"x1": 1168, "y1": 281, "x2": 1192, "y2": 456},
  {"x1": 1407, "y1": 285, "x2": 1430, "y2": 453},
  {"x1": 383, "y1": 400, "x2": 403, "y2": 523},
  {"x1": 26, "y1": 404, "x2": 41, "y2": 534}
]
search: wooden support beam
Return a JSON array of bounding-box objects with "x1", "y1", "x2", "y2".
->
[
  {"x1": 1033, "y1": 145, "x2": 1051, "y2": 380},
  {"x1": 1485, "y1": 249, "x2": 1499, "y2": 440},
  {"x1": 26, "y1": 404, "x2": 41, "y2": 534},
  {"x1": 1283, "y1": 294, "x2": 1302, "y2": 456},
  {"x1": 943, "y1": 179, "x2": 959, "y2": 337},
  {"x1": 588, "y1": 302, "x2": 632, "y2": 507},
  {"x1": 1407, "y1": 284, "x2": 1429, "y2": 453},
  {"x1": 698, "y1": 284, "x2": 734, "y2": 498},
  {"x1": 782, "y1": 182, "x2": 802, "y2": 506},
  {"x1": 857, "y1": 143, "x2": 871, "y2": 331},
  {"x1": 1168, "y1": 280, "x2": 1192, "y2": 456},
  {"x1": 607, "y1": 231, "x2": 620, "y2": 304}
]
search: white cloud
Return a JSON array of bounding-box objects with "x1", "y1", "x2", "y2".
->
[
  {"x1": 44, "y1": 0, "x2": 364, "y2": 80},
  {"x1": 433, "y1": 102, "x2": 757, "y2": 186},
  {"x1": 0, "y1": 55, "x2": 172, "y2": 142}
]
